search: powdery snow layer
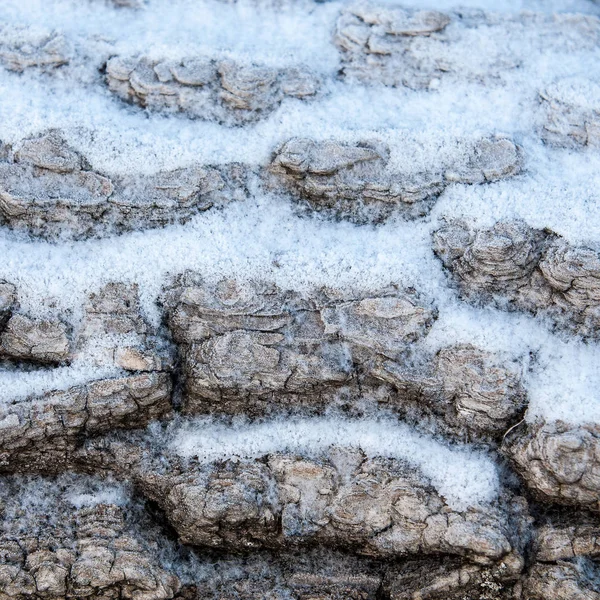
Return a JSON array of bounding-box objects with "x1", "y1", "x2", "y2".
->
[
  {"x1": 525, "y1": 342, "x2": 600, "y2": 425},
  {"x1": 172, "y1": 416, "x2": 500, "y2": 509},
  {"x1": 0, "y1": 0, "x2": 600, "y2": 174},
  {"x1": 0, "y1": 475, "x2": 130, "y2": 522},
  {"x1": 1, "y1": 64, "x2": 600, "y2": 175},
  {"x1": 0, "y1": 0, "x2": 343, "y2": 69},
  {"x1": 2, "y1": 0, "x2": 597, "y2": 78},
  {"x1": 0, "y1": 365, "x2": 122, "y2": 404},
  {"x1": 65, "y1": 483, "x2": 128, "y2": 509}
]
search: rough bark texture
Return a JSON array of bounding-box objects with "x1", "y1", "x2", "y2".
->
[
  {"x1": 268, "y1": 137, "x2": 521, "y2": 223},
  {"x1": 370, "y1": 343, "x2": 527, "y2": 441},
  {"x1": 0, "y1": 479, "x2": 180, "y2": 600},
  {"x1": 162, "y1": 277, "x2": 435, "y2": 412},
  {"x1": 0, "y1": 131, "x2": 248, "y2": 240},
  {"x1": 0, "y1": 282, "x2": 174, "y2": 474},
  {"x1": 1, "y1": 314, "x2": 70, "y2": 365},
  {"x1": 0, "y1": 282, "x2": 70, "y2": 366},
  {"x1": 0, "y1": 482, "x2": 523, "y2": 600},
  {"x1": 0, "y1": 130, "x2": 524, "y2": 236},
  {"x1": 433, "y1": 219, "x2": 600, "y2": 338},
  {"x1": 161, "y1": 277, "x2": 526, "y2": 441},
  {"x1": 520, "y1": 514, "x2": 600, "y2": 599},
  {"x1": 74, "y1": 439, "x2": 526, "y2": 568},
  {"x1": 0, "y1": 373, "x2": 172, "y2": 474},
  {"x1": 106, "y1": 57, "x2": 320, "y2": 124},
  {"x1": 504, "y1": 421, "x2": 600, "y2": 510},
  {"x1": 75, "y1": 282, "x2": 174, "y2": 372},
  {"x1": 0, "y1": 270, "x2": 593, "y2": 597}
]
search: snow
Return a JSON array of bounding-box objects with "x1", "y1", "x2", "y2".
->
[
  {"x1": 542, "y1": 76, "x2": 600, "y2": 111},
  {"x1": 172, "y1": 416, "x2": 500, "y2": 509},
  {"x1": 526, "y1": 341, "x2": 600, "y2": 425},
  {"x1": 0, "y1": 475, "x2": 130, "y2": 530},
  {"x1": 1, "y1": 138, "x2": 599, "y2": 318},
  {"x1": 67, "y1": 483, "x2": 128, "y2": 508},
  {"x1": 0, "y1": 364, "x2": 122, "y2": 404},
  {"x1": 0, "y1": 0, "x2": 343, "y2": 70}
]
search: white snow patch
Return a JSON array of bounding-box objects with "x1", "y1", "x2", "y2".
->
[
  {"x1": 542, "y1": 76, "x2": 600, "y2": 111},
  {"x1": 0, "y1": 0, "x2": 342, "y2": 70},
  {"x1": 0, "y1": 364, "x2": 122, "y2": 403},
  {"x1": 434, "y1": 143, "x2": 600, "y2": 246},
  {"x1": 385, "y1": 0, "x2": 599, "y2": 11},
  {"x1": 526, "y1": 341, "x2": 600, "y2": 425},
  {"x1": 0, "y1": 476, "x2": 130, "y2": 528},
  {"x1": 172, "y1": 417, "x2": 500, "y2": 509},
  {"x1": 67, "y1": 485, "x2": 127, "y2": 508},
  {"x1": 0, "y1": 73, "x2": 538, "y2": 174}
]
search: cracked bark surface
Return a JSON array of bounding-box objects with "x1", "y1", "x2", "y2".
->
[
  {"x1": 0, "y1": 281, "x2": 172, "y2": 372},
  {"x1": 163, "y1": 277, "x2": 436, "y2": 413},
  {"x1": 524, "y1": 561, "x2": 600, "y2": 600},
  {"x1": 0, "y1": 474, "x2": 522, "y2": 600},
  {"x1": 504, "y1": 420, "x2": 600, "y2": 510},
  {"x1": 0, "y1": 314, "x2": 70, "y2": 365},
  {"x1": 268, "y1": 137, "x2": 521, "y2": 223},
  {"x1": 163, "y1": 277, "x2": 525, "y2": 442},
  {"x1": 75, "y1": 282, "x2": 174, "y2": 372},
  {"x1": 0, "y1": 131, "x2": 248, "y2": 240},
  {"x1": 75, "y1": 439, "x2": 526, "y2": 571},
  {"x1": 433, "y1": 219, "x2": 600, "y2": 338},
  {"x1": 521, "y1": 514, "x2": 600, "y2": 599},
  {"x1": 0, "y1": 3, "x2": 599, "y2": 594},
  {"x1": 370, "y1": 343, "x2": 527, "y2": 442},
  {"x1": 0, "y1": 479, "x2": 180, "y2": 600},
  {"x1": 0, "y1": 282, "x2": 174, "y2": 474},
  {"x1": 178, "y1": 552, "x2": 521, "y2": 599},
  {"x1": 106, "y1": 57, "x2": 320, "y2": 125},
  {"x1": 533, "y1": 515, "x2": 600, "y2": 562},
  {"x1": 0, "y1": 130, "x2": 524, "y2": 237},
  {"x1": 334, "y1": 5, "x2": 600, "y2": 89},
  {"x1": 0, "y1": 281, "x2": 70, "y2": 366},
  {"x1": 0, "y1": 277, "x2": 593, "y2": 598},
  {"x1": 0, "y1": 372, "x2": 172, "y2": 475}
]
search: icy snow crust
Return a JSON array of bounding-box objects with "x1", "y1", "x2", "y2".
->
[{"x1": 1, "y1": 0, "x2": 600, "y2": 511}]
